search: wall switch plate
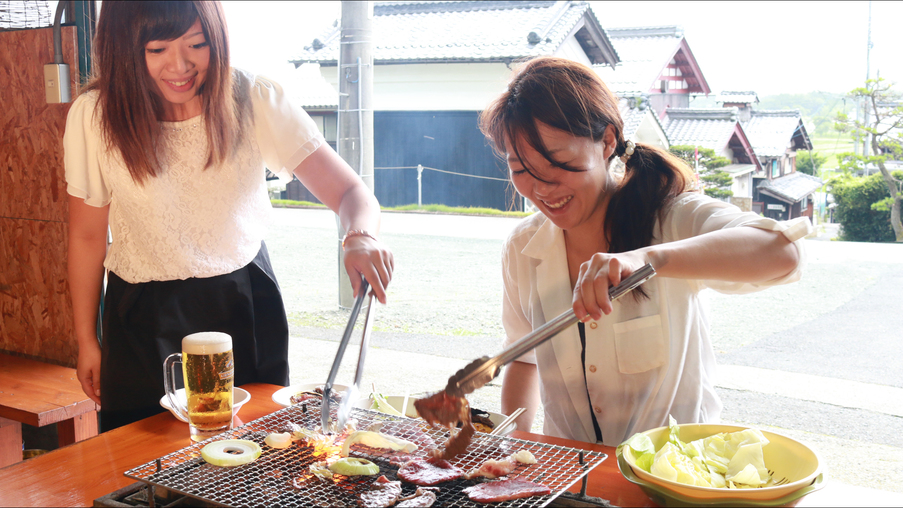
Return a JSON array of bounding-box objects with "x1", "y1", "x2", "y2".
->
[{"x1": 44, "y1": 63, "x2": 71, "y2": 104}]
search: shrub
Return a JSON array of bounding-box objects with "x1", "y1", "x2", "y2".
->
[{"x1": 831, "y1": 171, "x2": 902, "y2": 242}]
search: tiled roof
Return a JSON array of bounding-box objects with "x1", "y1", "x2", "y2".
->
[
  {"x1": 719, "y1": 91, "x2": 759, "y2": 104},
  {"x1": 721, "y1": 164, "x2": 757, "y2": 176},
  {"x1": 757, "y1": 171, "x2": 823, "y2": 203},
  {"x1": 290, "y1": 64, "x2": 338, "y2": 108},
  {"x1": 594, "y1": 26, "x2": 684, "y2": 94},
  {"x1": 291, "y1": 1, "x2": 617, "y2": 66},
  {"x1": 619, "y1": 97, "x2": 646, "y2": 138},
  {"x1": 618, "y1": 96, "x2": 667, "y2": 143},
  {"x1": 743, "y1": 110, "x2": 811, "y2": 158},
  {"x1": 660, "y1": 108, "x2": 739, "y2": 152}
]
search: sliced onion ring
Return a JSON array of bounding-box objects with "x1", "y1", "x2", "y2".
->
[
  {"x1": 264, "y1": 432, "x2": 293, "y2": 449},
  {"x1": 201, "y1": 439, "x2": 262, "y2": 467},
  {"x1": 328, "y1": 457, "x2": 380, "y2": 476}
]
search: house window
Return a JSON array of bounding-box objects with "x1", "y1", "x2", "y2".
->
[
  {"x1": 311, "y1": 115, "x2": 325, "y2": 135},
  {"x1": 772, "y1": 160, "x2": 779, "y2": 178},
  {"x1": 309, "y1": 113, "x2": 338, "y2": 148},
  {"x1": 322, "y1": 114, "x2": 337, "y2": 143}
]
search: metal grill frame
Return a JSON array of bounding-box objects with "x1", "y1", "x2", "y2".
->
[{"x1": 126, "y1": 401, "x2": 607, "y2": 507}]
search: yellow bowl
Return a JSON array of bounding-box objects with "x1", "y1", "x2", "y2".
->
[{"x1": 619, "y1": 423, "x2": 823, "y2": 504}]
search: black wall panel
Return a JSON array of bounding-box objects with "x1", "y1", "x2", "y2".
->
[{"x1": 283, "y1": 111, "x2": 522, "y2": 211}]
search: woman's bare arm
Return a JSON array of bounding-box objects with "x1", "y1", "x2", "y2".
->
[
  {"x1": 575, "y1": 227, "x2": 800, "y2": 320},
  {"x1": 291, "y1": 144, "x2": 394, "y2": 303},
  {"x1": 501, "y1": 360, "x2": 542, "y2": 434},
  {"x1": 67, "y1": 195, "x2": 109, "y2": 404}
]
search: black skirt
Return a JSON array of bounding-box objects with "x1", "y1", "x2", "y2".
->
[{"x1": 99, "y1": 242, "x2": 290, "y2": 432}]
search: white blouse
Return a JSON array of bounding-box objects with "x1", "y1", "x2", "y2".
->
[
  {"x1": 64, "y1": 69, "x2": 324, "y2": 283},
  {"x1": 501, "y1": 192, "x2": 813, "y2": 446}
]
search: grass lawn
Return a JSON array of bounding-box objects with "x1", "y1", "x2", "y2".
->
[
  {"x1": 271, "y1": 199, "x2": 531, "y2": 218},
  {"x1": 810, "y1": 135, "x2": 856, "y2": 170}
]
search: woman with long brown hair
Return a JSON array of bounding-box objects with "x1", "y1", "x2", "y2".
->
[
  {"x1": 481, "y1": 57, "x2": 811, "y2": 445},
  {"x1": 64, "y1": 1, "x2": 393, "y2": 431}
]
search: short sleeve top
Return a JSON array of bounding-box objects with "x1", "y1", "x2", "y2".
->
[
  {"x1": 499, "y1": 193, "x2": 813, "y2": 444},
  {"x1": 63, "y1": 69, "x2": 325, "y2": 283}
]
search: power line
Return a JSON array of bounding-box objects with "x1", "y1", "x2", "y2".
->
[{"x1": 375, "y1": 165, "x2": 509, "y2": 182}]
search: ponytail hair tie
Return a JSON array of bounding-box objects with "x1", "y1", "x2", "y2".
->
[{"x1": 620, "y1": 140, "x2": 636, "y2": 164}]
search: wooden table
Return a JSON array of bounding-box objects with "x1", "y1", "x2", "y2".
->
[
  {"x1": 0, "y1": 383, "x2": 899, "y2": 507},
  {"x1": 0, "y1": 353, "x2": 99, "y2": 468}
]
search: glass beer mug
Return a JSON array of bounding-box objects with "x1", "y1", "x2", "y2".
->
[{"x1": 164, "y1": 332, "x2": 235, "y2": 442}]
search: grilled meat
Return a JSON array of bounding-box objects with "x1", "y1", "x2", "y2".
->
[{"x1": 462, "y1": 478, "x2": 551, "y2": 503}]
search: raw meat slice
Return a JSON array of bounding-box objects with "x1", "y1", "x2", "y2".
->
[
  {"x1": 464, "y1": 450, "x2": 538, "y2": 479},
  {"x1": 463, "y1": 455, "x2": 517, "y2": 480},
  {"x1": 462, "y1": 478, "x2": 551, "y2": 503},
  {"x1": 397, "y1": 457, "x2": 464, "y2": 486}
]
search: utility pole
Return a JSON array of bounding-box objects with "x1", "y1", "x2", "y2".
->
[
  {"x1": 336, "y1": 1, "x2": 374, "y2": 309},
  {"x1": 863, "y1": 0, "x2": 873, "y2": 159}
]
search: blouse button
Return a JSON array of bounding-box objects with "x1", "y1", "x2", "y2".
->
[
  {"x1": 589, "y1": 322, "x2": 598, "y2": 329},
  {"x1": 589, "y1": 365, "x2": 597, "y2": 373},
  {"x1": 594, "y1": 406, "x2": 602, "y2": 414}
]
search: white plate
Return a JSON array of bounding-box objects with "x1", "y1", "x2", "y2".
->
[
  {"x1": 354, "y1": 395, "x2": 517, "y2": 436},
  {"x1": 271, "y1": 382, "x2": 351, "y2": 407},
  {"x1": 160, "y1": 387, "x2": 250, "y2": 423}
]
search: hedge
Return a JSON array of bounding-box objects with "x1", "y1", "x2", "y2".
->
[{"x1": 832, "y1": 171, "x2": 902, "y2": 242}]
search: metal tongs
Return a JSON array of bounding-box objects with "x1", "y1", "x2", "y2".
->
[
  {"x1": 443, "y1": 263, "x2": 657, "y2": 398},
  {"x1": 321, "y1": 277, "x2": 375, "y2": 432}
]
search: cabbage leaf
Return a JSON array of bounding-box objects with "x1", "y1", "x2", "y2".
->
[{"x1": 621, "y1": 417, "x2": 773, "y2": 489}]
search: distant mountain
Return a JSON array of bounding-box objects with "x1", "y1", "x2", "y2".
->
[{"x1": 760, "y1": 92, "x2": 858, "y2": 137}]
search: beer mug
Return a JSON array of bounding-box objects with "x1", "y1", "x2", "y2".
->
[{"x1": 163, "y1": 332, "x2": 234, "y2": 442}]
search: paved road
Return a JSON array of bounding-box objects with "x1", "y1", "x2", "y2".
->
[{"x1": 265, "y1": 207, "x2": 903, "y2": 495}]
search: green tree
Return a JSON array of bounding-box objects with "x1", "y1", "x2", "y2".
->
[
  {"x1": 834, "y1": 78, "x2": 903, "y2": 242},
  {"x1": 829, "y1": 169, "x2": 903, "y2": 242},
  {"x1": 795, "y1": 151, "x2": 827, "y2": 176},
  {"x1": 669, "y1": 145, "x2": 733, "y2": 199}
]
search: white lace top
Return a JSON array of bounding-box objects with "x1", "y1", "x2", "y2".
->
[{"x1": 64, "y1": 69, "x2": 324, "y2": 283}]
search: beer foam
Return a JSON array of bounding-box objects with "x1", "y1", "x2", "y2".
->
[{"x1": 182, "y1": 332, "x2": 232, "y2": 355}]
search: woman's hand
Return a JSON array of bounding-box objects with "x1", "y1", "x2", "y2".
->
[
  {"x1": 572, "y1": 251, "x2": 649, "y2": 321},
  {"x1": 342, "y1": 235, "x2": 394, "y2": 304},
  {"x1": 77, "y1": 341, "x2": 102, "y2": 405},
  {"x1": 292, "y1": 144, "x2": 394, "y2": 303}
]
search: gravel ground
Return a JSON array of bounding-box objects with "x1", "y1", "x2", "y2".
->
[{"x1": 264, "y1": 207, "x2": 903, "y2": 495}]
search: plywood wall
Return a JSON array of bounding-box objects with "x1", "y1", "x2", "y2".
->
[{"x1": 0, "y1": 26, "x2": 80, "y2": 365}]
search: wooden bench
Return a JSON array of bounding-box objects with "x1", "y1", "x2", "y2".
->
[{"x1": 0, "y1": 352, "x2": 99, "y2": 468}]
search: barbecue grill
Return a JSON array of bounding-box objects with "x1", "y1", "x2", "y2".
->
[{"x1": 125, "y1": 400, "x2": 608, "y2": 507}]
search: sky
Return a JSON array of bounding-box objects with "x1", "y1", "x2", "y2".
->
[{"x1": 221, "y1": 1, "x2": 903, "y2": 98}]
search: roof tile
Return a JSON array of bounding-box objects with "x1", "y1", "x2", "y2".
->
[
  {"x1": 293, "y1": 1, "x2": 598, "y2": 64},
  {"x1": 757, "y1": 171, "x2": 823, "y2": 203},
  {"x1": 718, "y1": 91, "x2": 759, "y2": 104},
  {"x1": 661, "y1": 108, "x2": 738, "y2": 151},
  {"x1": 594, "y1": 26, "x2": 684, "y2": 93},
  {"x1": 743, "y1": 110, "x2": 808, "y2": 158}
]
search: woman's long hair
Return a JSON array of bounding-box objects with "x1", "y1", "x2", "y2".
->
[
  {"x1": 83, "y1": 1, "x2": 242, "y2": 184},
  {"x1": 480, "y1": 56, "x2": 694, "y2": 254}
]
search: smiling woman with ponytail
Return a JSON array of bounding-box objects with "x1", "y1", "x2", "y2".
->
[{"x1": 480, "y1": 56, "x2": 812, "y2": 445}]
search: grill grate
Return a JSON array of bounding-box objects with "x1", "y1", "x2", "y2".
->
[{"x1": 126, "y1": 401, "x2": 607, "y2": 507}]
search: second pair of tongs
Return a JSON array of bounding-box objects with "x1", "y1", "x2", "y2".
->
[
  {"x1": 321, "y1": 277, "x2": 375, "y2": 432},
  {"x1": 443, "y1": 263, "x2": 657, "y2": 398}
]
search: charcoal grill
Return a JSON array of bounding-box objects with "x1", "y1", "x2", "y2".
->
[{"x1": 125, "y1": 400, "x2": 608, "y2": 507}]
